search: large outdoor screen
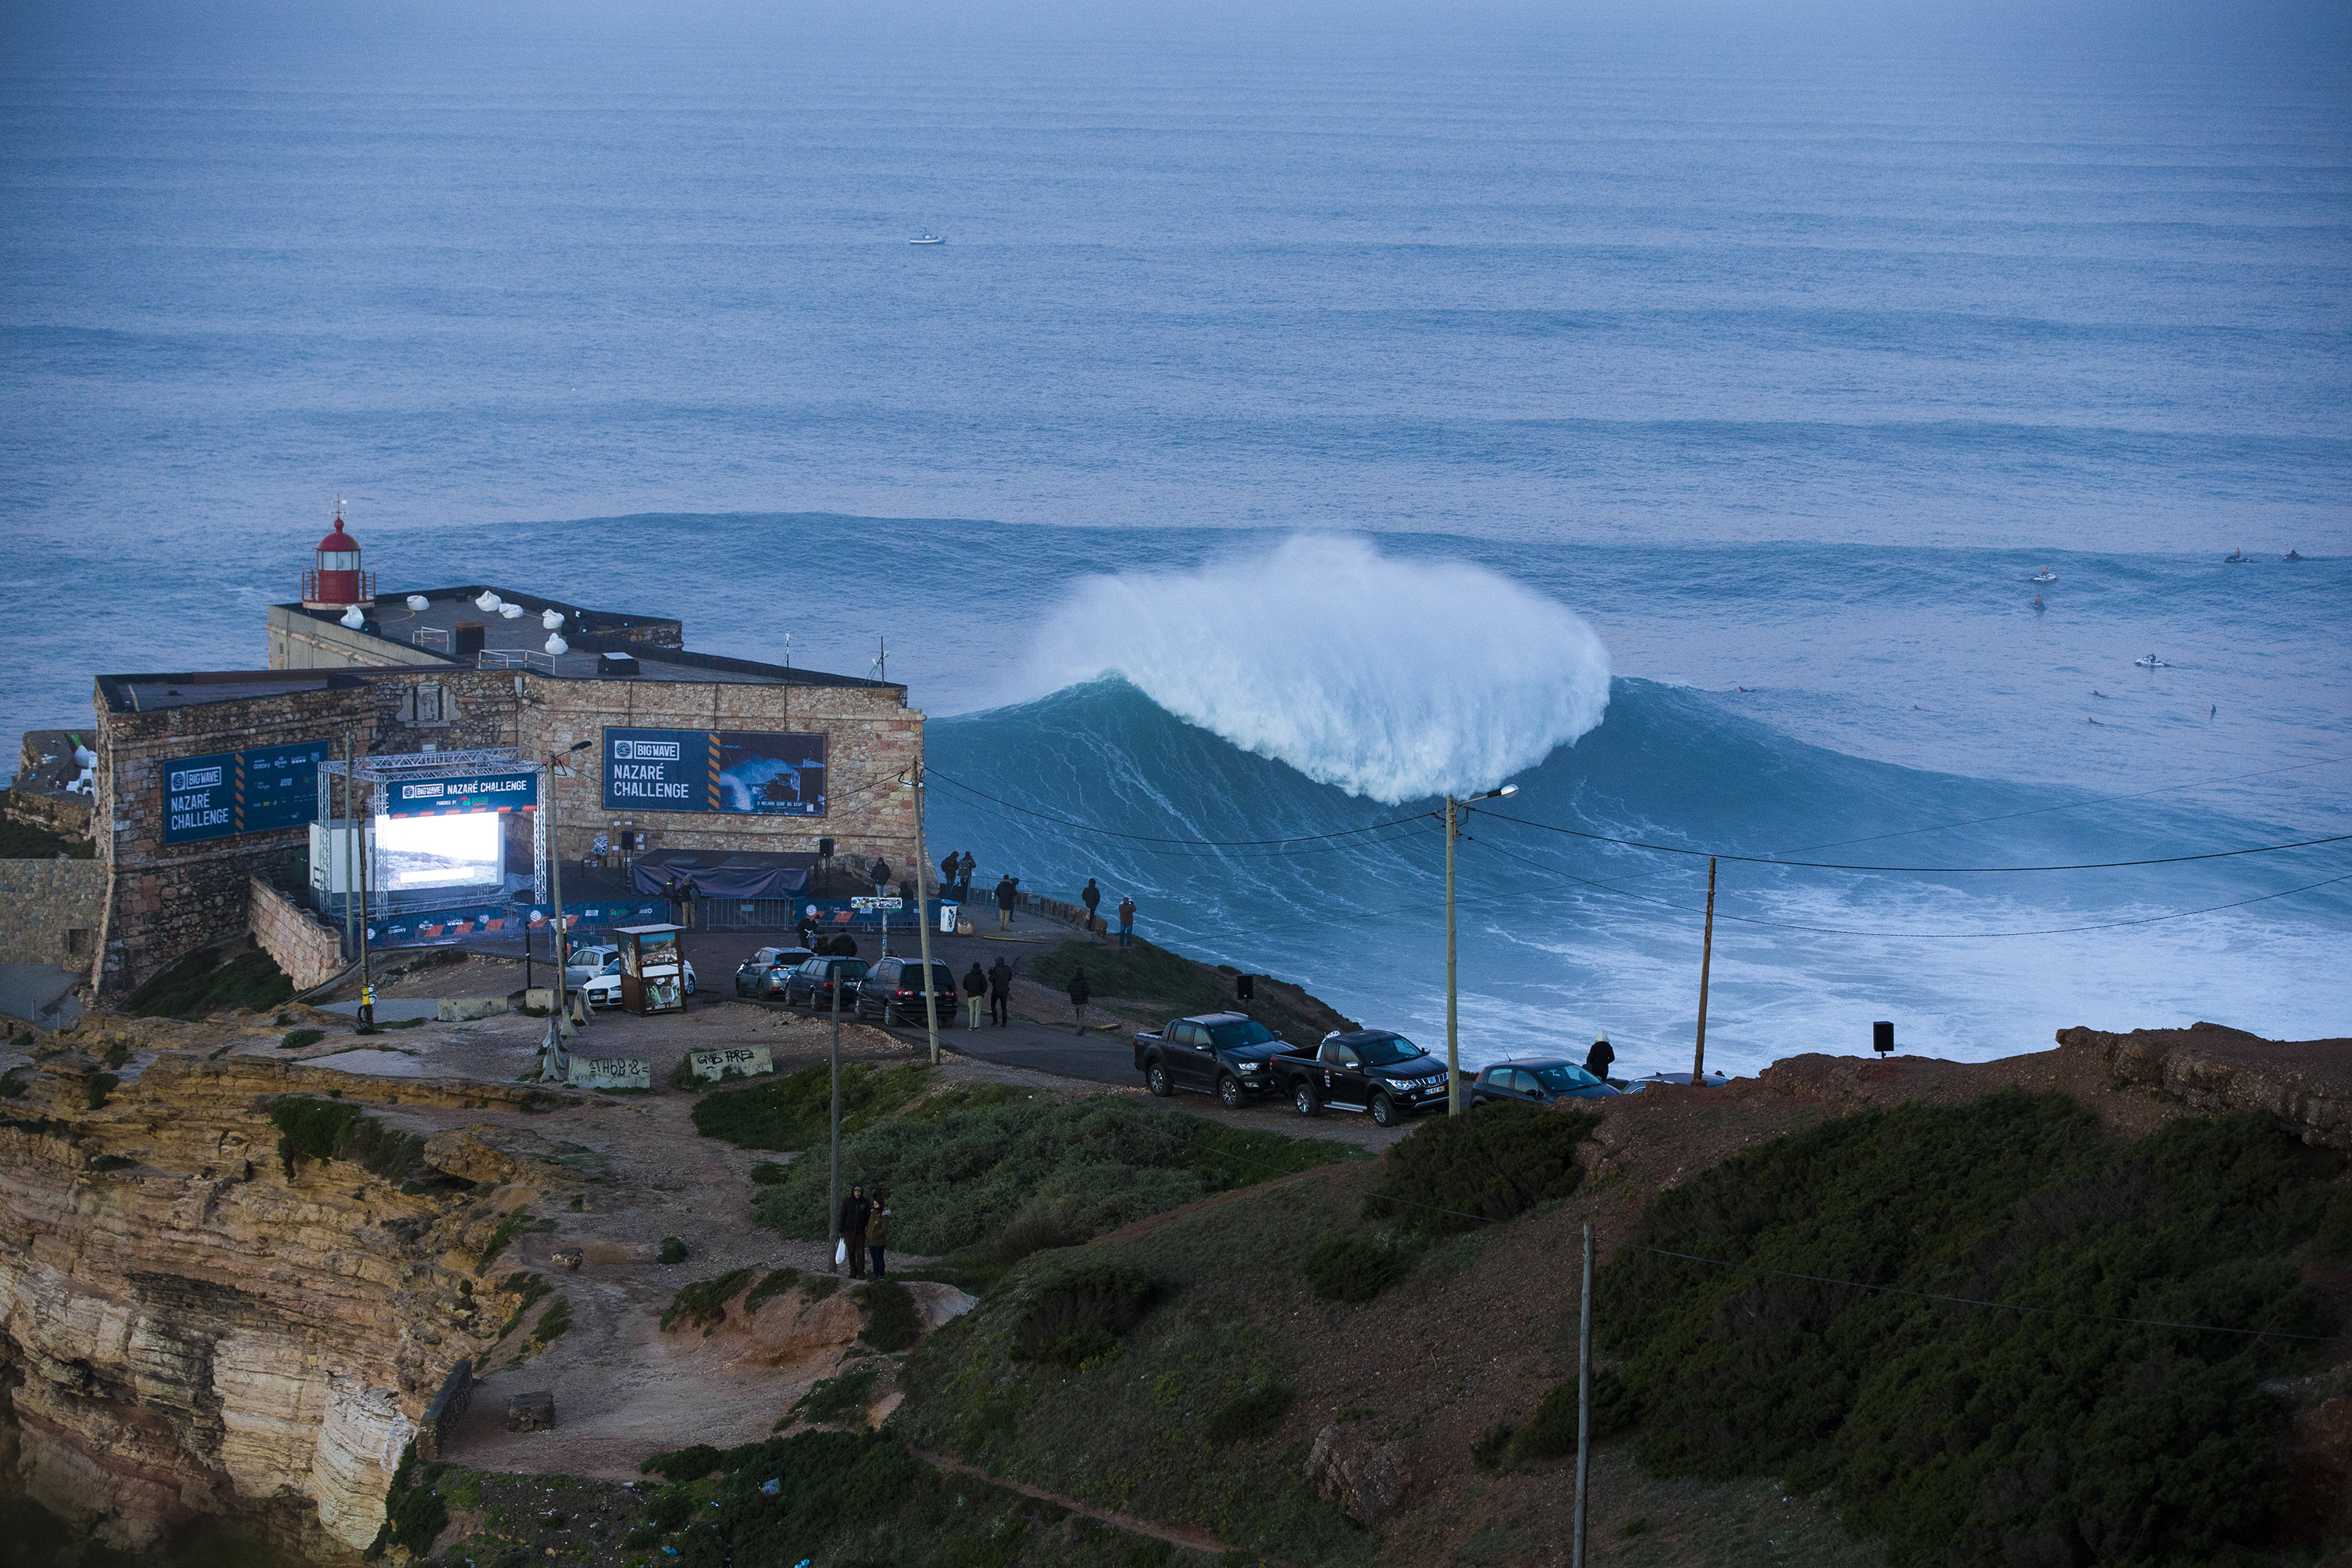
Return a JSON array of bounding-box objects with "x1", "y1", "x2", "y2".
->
[
  {"x1": 603, "y1": 728, "x2": 827, "y2": 816},
  {"x1": 373, "y1": 812, "x2": 505, "y2": 891}
]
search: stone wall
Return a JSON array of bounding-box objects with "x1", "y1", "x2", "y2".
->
[
  {"x1": 0, "y1": 858, "x2": 106, "y2": 973},
  {"x1": 248, "y1": 877, "x2": 346, "y2": 993},
  {"x1": 93, "y1": 681, "x2": 379, "y2": 996}
]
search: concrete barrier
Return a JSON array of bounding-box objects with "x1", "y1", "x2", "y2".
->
[
  {"x1": 688, "y1": 1044, "x2": 773, "y2": 1082},
  {"x1": 568, "y1": 1055, "x2": 651, "y2": 1091},
  {"x1": 415, "y1": 1359, "x2": 474, "y2": 1461},
  {"x1": 437, "y1": 996, "x2": 509, "y2": 1022}
]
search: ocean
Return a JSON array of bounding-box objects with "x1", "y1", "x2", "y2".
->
[{"x1": 4, "y1": 8, "x2": 2347, "y2": 1076}]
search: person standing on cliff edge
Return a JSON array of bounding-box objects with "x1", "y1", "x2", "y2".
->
[
  {"x1": 838, "y1": 1184, "x2": 872, "y2": 1277},
  {"x1": 1081, "y1": 878, "x2": 1102, "y2": 932},
  {"x1": 1584, "y1": 1033, "x2": 1615, "y2": 1083},
  {"x1": 957, "y1": 850, "x2": 976, "y2": 900},
  {"x1": 963, "y1": 961, "x2": 987, "y2": 1030},
  {"x1": 995, "y1": 873, "x2": 1019, "y2": 931},
  {"x1": 988, "y1": 956, "x2": 1013, "y2": 1025},
  {"x1": 1116, "y1": 895, "x2": 1136, "y2": 949}
]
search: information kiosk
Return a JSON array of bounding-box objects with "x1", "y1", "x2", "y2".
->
[{"x1": 612, "y1": 924, "x2": 689, "y2": 1015}]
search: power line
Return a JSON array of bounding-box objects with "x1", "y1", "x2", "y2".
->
[{"x1": 1469, "y1": 806, "x2": 2351, "y2": 875}]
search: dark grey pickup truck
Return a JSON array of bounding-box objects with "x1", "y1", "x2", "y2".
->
[
  {"x1": 1268, "y1": 1029, "x2": 1455, "y2": 1127},
  {"x1": 1133, "y1": 1012, "x2": 1297, "y2": 1109}
]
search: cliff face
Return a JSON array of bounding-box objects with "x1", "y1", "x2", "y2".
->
[{"x1": 0, "y1": 1025, "x2": 572, "y2": 1560}]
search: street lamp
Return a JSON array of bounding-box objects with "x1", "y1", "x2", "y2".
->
[{"x1": 1446, "y1": 782, "x2": 1518, "y2": 1116}]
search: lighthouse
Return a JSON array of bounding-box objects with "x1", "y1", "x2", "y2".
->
[{"x1": 300, "y1": 512, "x2": 376, "y2": 609}]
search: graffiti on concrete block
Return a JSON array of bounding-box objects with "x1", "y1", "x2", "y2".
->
[
  {"x1": 688, "y1": 1045, "x2": 774, "y2": 1082},
  {"x1": 568, "y1": 1055, "x2": 652, "y2": 1091}
]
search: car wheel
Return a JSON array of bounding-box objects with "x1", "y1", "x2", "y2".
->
[
  {"x1": 1147, "y1": 1064, "x2": 1171, "y2": 1097},
  {"x1": 1370, "y1": 1093, "x2": 1396, "y2": 1128},
  {"x1": 1294, "y1": 1082, "x2": 1321, "y2": 1118},
  {"x1": 1217, "y1": 1074, "x2": 1245, "y2": 1109},
  {"x1": 684, "y1": 975, "x2": 696, "y2": 995}
]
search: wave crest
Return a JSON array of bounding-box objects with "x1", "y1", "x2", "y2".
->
[{"x1": 1011, "y1": 536, "x2": 1610, "y2": 803}]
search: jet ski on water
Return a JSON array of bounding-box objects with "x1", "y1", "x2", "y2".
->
[
  {"x1": 2285, "y1": 549, "x2": 2305, "y2": 561},
  {"x1": 2031, "y1": 567, "x2": 2057, "y2": 583},
  {"x1": 2224, "y1": 548, "x2": 2246, "y2": 562},
  {"x1": 2135, "y1": 655, "x2": 2169, "y2": 669}
]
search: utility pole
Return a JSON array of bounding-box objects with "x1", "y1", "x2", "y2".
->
[
  {"x1": 1573, "y1": 1222, "x2": 1594, "y2": 1568},
  {"x1": 354, "y1": 760, "x2": 372, "y2": 1018},
  {"x1": 1443, "y1": 783, "x2": 1518, "y2": 1116},
  {"x1": 1445, "y1": 794, "x2": 1460, "y2": 1116},
  {"x1": 1692, "y1": 855, "x2": 1717, "y2": 1087},
  {"x1": 829, "y1": 978, "x2": 844, "y2": 1272},
  {"x1": 910, "y1": 766, "x2": 941, "y2": 1067},
  {"x1": 548, "y1": 739, "x2": 592, "y2": 1015},
  {"x1": 339, "y1": 731, "x2": 358, "y2": 962}
]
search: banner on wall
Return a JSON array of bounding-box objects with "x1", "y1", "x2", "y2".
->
[
  {"x1": 602, "y1": 728, "x2": 827, "y2": 816},
  {"x1": 162, "y1": 740, "x2": 332, "y2": 845},
  {"x1": 383, "y1": 770, "x2": 539, "y2": 818}
]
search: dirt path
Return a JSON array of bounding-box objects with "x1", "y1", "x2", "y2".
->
[{"x1": 908, "y1": 1446, "x2": 1299, "y2": 1566}]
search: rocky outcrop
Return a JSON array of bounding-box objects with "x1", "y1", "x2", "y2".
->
[
  {"x1": 2055, "y1": 1022, "x2": 2352, "y2": 1149},
  {"x1": 0, "y1": 1039, "x2": 565, "y2": 1559},
  {"x1": 1305, "y1": 1421, "x2": 1415, "y2": 1524}
]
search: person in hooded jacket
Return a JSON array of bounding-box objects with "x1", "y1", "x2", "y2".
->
[
  {"x1": 988, "y1": 956, "x2": 1013, "y2": 1025},
  {"x1": 963, "y1": 961, "x2": 987, "y2": 1030},
  {"x1": 956, "y1": 851, "x2": 976, "y2": 899},
  {"x1": 1081, "y1": 879, "x2": 1102, "y2": 930},
  {"x1": 838, "y1": 1184, "x2": 872, "y2": 1277},
  {"x1": 1068, "y1": 967, "x2": 1091, "y2": 1034},
  {"x1": 1583, "y1": 1033, "x2": 1616, "y2": 1083},
  {"x1": 995, "y1": 874, "x2": 1019, "y2": 931}
]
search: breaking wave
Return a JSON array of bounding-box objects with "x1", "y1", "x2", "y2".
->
[{"x1": 1009, "y1": 535, "x2": 1610, "y2": 804}]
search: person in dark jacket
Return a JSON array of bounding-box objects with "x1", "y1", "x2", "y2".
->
[
  {"x1": 941, "y1": 851, "x2": 959, "y2": 891},
  {"x1": 797, "y1": 906, "x2": 821, "y2": 949},
  {"x1": 987, "y1": 957, "x2": 1013, "y2": 1025},
  {"x1": 826, "y1": 934, "x2": 858, "y2": 958},
  {"x1": 838, "y1": 1184, "x2": 872, "y2": 1277},
  {"x1": 1583, "y1": 1033, "x2": 1616, "y2": 1083},
  {"x1": 956, "y1": 851, "x2": 976, "y2": 899},
  {"x1": 866, "y1": 1194, "x2": 891, "y2": 1279},
  {"x1": 1116, "y1": 895, "x2": 1136, "y2": 948},
  {"x1": 1068, "y1": 967, "x2": 1091, "y2": 1035},
  {"x1": 869, "y1": 858, "x2": 892, "y2": 895},
  {"x1": 963, "y1": 962, "x2": 987, "y2": 1030},
  {"x1": 1081, "y1": 879, "x2": 1102, "y2": 929},
  {"x1": 994, "y1": 874, "x2": 1019, "y2": 931}
]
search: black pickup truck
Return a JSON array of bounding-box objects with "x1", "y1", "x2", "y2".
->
[
  {"x1": 1134, "y1": 1012, "x2": 1297, "y2": 1109},
  {"x1": 1269, "y1": 1029, "x2": 1455, "y2": 1127}
]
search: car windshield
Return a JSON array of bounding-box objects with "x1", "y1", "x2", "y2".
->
[
  {"x1": 1530, "y1": 1064, "x2": 1600, "y2": 1091},
  {"x1": 1356, "y1": 1034, "x2": 1427, "y2": 1066},
  {"x1": 1207, "y1": 1019, "x2": 1278, "y2": 1049}
]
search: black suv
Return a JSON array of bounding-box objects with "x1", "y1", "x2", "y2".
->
[
  {"x1": 852, "y1": 956, "x2": 958, "y2": 1026},
  {"x1": 782, "y1": 956, "x2": 870, "y2": 1011}
]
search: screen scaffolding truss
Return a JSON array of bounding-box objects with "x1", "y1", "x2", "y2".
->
[{"x1": 318, "y1": 747, "x2": 547, "y2": 906}]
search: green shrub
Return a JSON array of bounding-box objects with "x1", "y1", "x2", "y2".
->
[
  {"x1": 1361, "y1": 1101, "x2": 1599, "y2": 1238},
  {"x1": 1600, "y1": 1094, "x2": 2340, "y2": 1567},
  {"x1": 85, "y1": 1072, "x2": 118, "y2": 1110},
  {"x1": 744, "y1": 1268, "x2": 801, "y2": 1313},
  {"x1": 856, "y1": 1278, "x2": 923, "y2": 1352},
  {"x1": 661, "y1": 1268, "x2": 754, "y2": 1333},
  {"x1": 1509, "y1": 1369, "x2": 1635, "y2": 1462},
  {"x1": 800, "y1": 1274, "x2": 840, "y2": 1302},
  {"x1": 691, "y1": 1062, "x2": 935, "y2": 1151},
  {"x1": 1303, "y1": 1231, "x2": 1414, "y2": 1303},
  {"x1": 495, "y1": 1272, "x2": 553, "y2": 1339},
  {"x1": 100, "y1": 1040, "x2": 130, "y2": 1069},
  {"x1": 1011, "y1": 1265, "x2": 1159, "y2": 1365},
  {"x1": 476, "y1": 1209, "x2": 554, "y2": 1270},
  {"x1": 528, "y1": 1295, "x2": 572, "y2": 1348},
  {"x1": 373, "y1": 1443, "x2": 448, "y2": 1558},
  {"x1": 641, "y1": 1444, "x2": 724, "y2": 1483},
  {"x1": 1203, "y1": 1385, "x2": 1291, "y2": 1446},
  {"x1": 1, "y1": 1065, "x2": 32, "y2": 1100},
  {"x1": 637, "y1": 1429, "x2": 921, "y2": 1559},
  {"x1": 750, "y1": 1159, "x2": 791, "y2": 1185},
  {"x1": 1470, "y1": 1422, "x2": 1514, "y2": 1472},
  {"x1": 267, "y1": 1096, "x2": 363, "y2": 1176},
  {"x1": 125, "y1": 948, "x2": 292, "y2": 1020},
  {"x1": 2315, "y1": 1181, "x2": 2352, "y2": 1260},
  {"x1": 278, "y1": 1027, "x2": 325, "y2": 1051},
  {"x1": 656, "y1": 1236, "x2": 688, "y2": 1265},
  {"x1": 791, "y1": 1367, "x2": 879, "y2": 1425}
]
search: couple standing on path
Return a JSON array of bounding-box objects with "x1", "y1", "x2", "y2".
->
[
  {"x1": 960, "y1": 957, "x2": 1014, "y2": 1029},
  {"x1": 938, "y1": 849, "x2": 976, "y2": 902},
  {"x1": 1079, "y1": 879, "x2": 1138, "y2": 948},
  {"x1": 837, "y1": 1184, "x2": 891, "y2": 1279}
]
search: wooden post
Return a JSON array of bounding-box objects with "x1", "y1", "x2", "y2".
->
[
  {"x1": 1573, "y1": 1221, "x2": 1593, "y2": 1568},
  {"x1": 1693, "y1": 855, "x2": 1717, "y2": 1087}
]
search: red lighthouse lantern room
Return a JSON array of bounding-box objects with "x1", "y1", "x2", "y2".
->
[{"x1": 301, "y1": 513, "x2": 375, "y2": 609}]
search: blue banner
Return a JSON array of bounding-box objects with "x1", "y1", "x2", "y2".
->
[
  {"x1": 383, "y1": 769, "x2": 539, "y2": 818},
  {"x1": 603, "y1": 727, "x2": 826, "y2": 816},
  {"x1": 364, "y1": 899, "x2": 666, "y2": 949},
  {"x1": 162, "y1": 740, "x2": 332, "y2": 845}
]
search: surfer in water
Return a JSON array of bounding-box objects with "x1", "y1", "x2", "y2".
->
[
  {"x1": 2032, "y1": 594, "x2": 2045, "y2": 612},
  {"x1": 2092, "y1": 689, "x2": 2107, "y2": 699}
]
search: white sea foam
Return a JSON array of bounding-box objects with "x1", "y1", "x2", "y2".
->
[{"x1": 1014, "y1": 536, "x2": 1610, "y2": 803}]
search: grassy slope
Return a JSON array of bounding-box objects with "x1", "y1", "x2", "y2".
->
[{"x1": 1026, "y1": 936, "x2": 1356, "y2": 1048}]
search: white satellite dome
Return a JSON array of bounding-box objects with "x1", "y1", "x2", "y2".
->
[
  {"x1": 541, "y1": 608, "x2": 565, "y2": 630},
  {"x1": 544, "y1": 633, "x2": 569, "y2": 655},
  {"x1": 73, "y1": 745, "x2": 96, "y2": 770},
  {"x1": 340, "y1": 605, "x2": 366, "y2": 629},
  {"x1": 474, "y1": 590, "x2": 502, "y2": 612},
  {"x1": 499, "y1": 603, "x2": 524, "y2": 619},
  {"x1": 405, "y1": 594, "x2": 429, "y2": 612}
]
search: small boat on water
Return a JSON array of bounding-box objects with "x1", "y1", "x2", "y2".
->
[
  {"x1": 2135, "y1": 654, "x2": 2169, "y2": 669},
  {"x1": 2225, "y1": 548, "x2": 2246, "y2": 562},
  {"x1": 2285, "y1": 549, "x2": 2306, "y2": 561},
  {"x1": 909, "y1": 233, "x2": 946, "y2": 245}
]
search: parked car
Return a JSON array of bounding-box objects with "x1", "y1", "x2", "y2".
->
[
  {"x1": 581, "y1": 954, "x2": 698, "y2": 1008},
  {"x1": 1268, "y1": 1029, "x2": 1456, "y2": 1127},
  {"x1": 561, "y1": 942, "x2": 620, "y2": 988},
  {"x1": 1468, "y1": 1058, "x2": 1619, "y2": 1107},
  {"x1": 735, "y1": 946, "x2": 818, "y2": 999},
  {"x1": 851, "y1": 956, "x2": 958, "y2": 1026},
  {"x1": 1618, "y1": 1070, "x2": 1730, "y2": 1091},
  {"x1": 1133, "y1": 1012, "x2": 1296, "y2": 1108},
  {"x1": 781, "y1": 956, "x2": 870, "y2": 1011}
]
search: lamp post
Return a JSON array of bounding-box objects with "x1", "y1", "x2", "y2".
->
[
  {"x1": 906, "y1": 768, "x2": 941, "y2": 1067},
  {"x1": 1444, "y1": 782, "x2": 1518, "y2": 1116},
  {"x1": 548, "y1": 739, "x2": 593, "y2": 1011}
]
